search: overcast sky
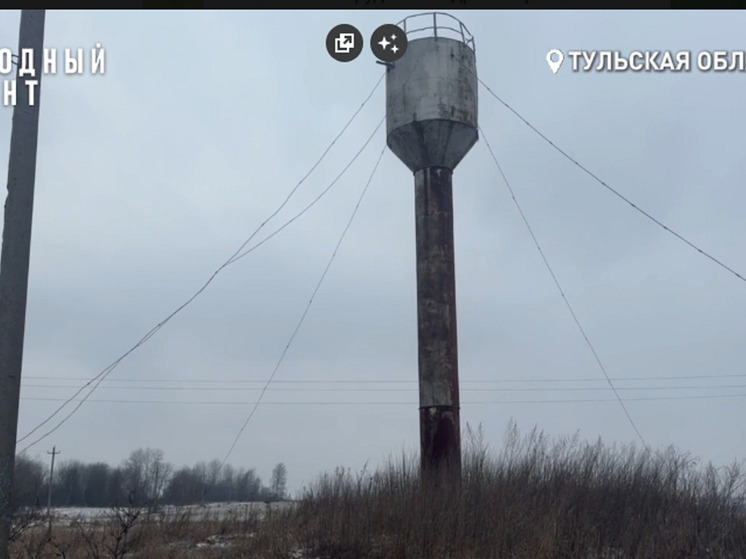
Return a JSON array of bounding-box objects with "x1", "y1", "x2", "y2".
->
[{"x1": 1, "y1": 10, "x2": 745, "y2": 497}]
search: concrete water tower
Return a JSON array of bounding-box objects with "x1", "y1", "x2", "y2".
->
[{"x1": 386, "y1": 12, "x2": 478, "y2": 479}]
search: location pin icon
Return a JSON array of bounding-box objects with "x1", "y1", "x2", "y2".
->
[{"x1": 546, "y1": 49, "x2": 563, "y2": 74}]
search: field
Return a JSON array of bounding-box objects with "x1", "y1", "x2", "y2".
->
[
  {"x1": 11, "y1": 501, "x2": 299, "y2": 558},
  {"x1": 10, "y1": 425, "x2": 746, "y2": 558}
]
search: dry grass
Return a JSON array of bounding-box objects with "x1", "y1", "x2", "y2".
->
[
  {"x1": 10, "y1": 423, "x2": 746, "y2": 558},
  {"x1": 9, "y1": 502, "x2": 283, "y2": 558},
  {"x1": 291, "y1": 423, "x2": 746, "y2": 559}
]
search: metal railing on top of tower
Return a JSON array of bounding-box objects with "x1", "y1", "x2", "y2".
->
[{"x1": 396, "y1": 12, "x2": 475, "y2": 52}]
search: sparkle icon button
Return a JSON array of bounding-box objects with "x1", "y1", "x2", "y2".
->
[
  {"x1": 547, "y1": 49, "x2": 563, "y2": 74},
  {"x1": 371, "y1": 24, "x2": 407, "y2": 63}
]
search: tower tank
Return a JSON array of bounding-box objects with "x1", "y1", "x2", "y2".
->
[{"x1": 386, "y1": 12, "x2": 478, "y2": 173}]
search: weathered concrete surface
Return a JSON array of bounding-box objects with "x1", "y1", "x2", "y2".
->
[
  {"x1": 0, "y1": 11, "x2": 45, "y2": 559},
  {"x1": 414, "y1": 167, "x2": 461, "y2": 477},
  {"x1": 386, "y1": 37, "x2": 478, "y2": 173}
]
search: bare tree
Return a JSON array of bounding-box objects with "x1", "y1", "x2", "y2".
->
[
  {"x1": 219, "y1": 463, "x2": 235, "y2": 501},
  {"x1": 270, "y1": 463, "x2": 287, "y2": 501},
  {"x1": 206, "y1": 459, "x2": 222, "y2": 500},
  {"x1": 123, "y1": 448, "x2": 171, "y2": 507},
  {"x1": 235, "y1": 468, "x2": 262, "y2": 501},
  {"x1": 83, "y1": 463, "x2": 110, "y2": 507},
  {"x1": 11, "y1": 453, "x2": 44, "y2": 509},
  {"x1": 146, "y1": 451, "x2": 172, "y2": 507},
  {"x1": 56, "y1": 460, "x2": 85, "y2": 506},
  {"x1": 192, "y1": 462, "x2": 208, "y2": 503}
]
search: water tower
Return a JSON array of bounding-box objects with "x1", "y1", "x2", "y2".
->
[{"x1": 386, "y1": 12, "x2": 478, "y2": 479}]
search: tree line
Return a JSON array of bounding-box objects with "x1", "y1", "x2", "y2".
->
[{"x1": 11, "y1": 448, "x2": 288, "y2": 510}]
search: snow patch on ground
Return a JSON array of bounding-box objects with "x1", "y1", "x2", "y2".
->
[{"x1": 44, "y1": 501, "x2": 296, "y2": 525}]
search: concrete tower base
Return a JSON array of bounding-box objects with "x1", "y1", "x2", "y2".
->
[{"x1": 415, "y1": 167, "x2": 461, "y2": 479}]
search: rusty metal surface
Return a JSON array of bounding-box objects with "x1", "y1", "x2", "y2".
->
[
  {"x1": 386, "y1": 37, "x2": 478, "y2": 173},
  {"x1": 414, "y1": 167, "x2": 461, "y2": 477},
  {"x1": 420, "y1": 406, "x2": 461, "y2": 477}
]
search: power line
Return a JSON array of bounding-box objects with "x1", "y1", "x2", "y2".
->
[
  {"x1": 225, "y1": 71, "x2": 385, "y2": 266},
  {"x1": 225, "y1": 115, "x2": 384, "y2": 266},
  {"x1": 19, "y1": 393, "x2": 746, "y2": 406},
  {"x1": 16, "y1": 74, "x2": 386, "y2": 453},
  {"x1": 19, "y1": 116, "x2": 385, "y2": 453},
  {"x1": 480, "y1": 126, "x2": 649, "y2": 451},
  {"x1": 469, "y1": 69, "x2": 746, "y2": 284},
  {"x1": 21, "y1": 373, "x2": 746, "y2": 383},
  {"x1": 219, "y1": 142, "x2": 388, "y2": 469},
  {"x1": 20, "y1": 384, "x2": 746, "y2": 393}
]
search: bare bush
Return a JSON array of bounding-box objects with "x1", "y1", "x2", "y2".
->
[{"x1": 289, "y1": 422, "x2": 746, "y2": 558}]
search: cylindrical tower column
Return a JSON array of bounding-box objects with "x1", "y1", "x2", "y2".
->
[{"x1": 415, "y1": 166, "x2": 460, "y2": 478}]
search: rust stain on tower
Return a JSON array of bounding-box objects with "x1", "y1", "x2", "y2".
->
[{"x1": 385, "y1": 12, "x2": 478, "y2": 480}]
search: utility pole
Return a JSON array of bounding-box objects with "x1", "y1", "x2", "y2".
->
[
  {"x1": 46, "y1": 446, "x2": 59, "y2": 534},
  {"x1": 0, "y1": 10, "x2": 45, "y2": 559}
]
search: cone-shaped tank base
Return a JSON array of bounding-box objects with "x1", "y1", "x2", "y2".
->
[{"x1": 388, "y1": 119, "x2": 477, "y2": 174}]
